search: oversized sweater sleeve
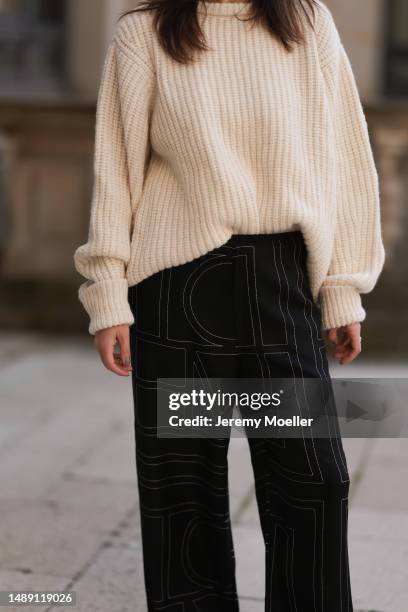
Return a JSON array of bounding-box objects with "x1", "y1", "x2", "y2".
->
[
  {"x1": 73, "y1": 25, "x2": 153, "y2": 335},
  {"x1": 315, "y1": 2, "x2": 385, "y2": 330}
]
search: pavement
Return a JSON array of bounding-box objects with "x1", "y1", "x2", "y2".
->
[{"x1": 0, "y1": 332, "x2": 407, "y2": 612}]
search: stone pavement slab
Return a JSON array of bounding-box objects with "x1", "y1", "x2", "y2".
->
[
  {"x1": 349, "y1": 508, "x2": 408, "y2": 612},
  {"x1": 351, "y1": 438, "x2": 408, "y2": 511},
  {"x1": 68, "y1": 423, "x2": 137, "y2": 485},
  {"x1": 0, "y1": 409, "x2": 117, "y2": 499},
  {"x1": 0, "y1": 570, "x2": 68, "y2": 612},
  {"x1": 233, "y1": 523, "x2": 264, "y2": 601},
  {"x1": 228, "y1": 436, "x2": 254, "y2": 518},
  {"x1": 0, "y1": 494, "x2": 130, "y2": 578},
  {"x1": 64, "y1": 544, "x2": 146, "y2": 612}
]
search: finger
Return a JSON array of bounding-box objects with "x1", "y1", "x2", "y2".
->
[
  {"x1": 328, "y1": 328, "x2": 350, "y2": 363},
  {"x1": 340, "y1": 331, "x2": 361, "y2": 364},
  {"x1": 334, "y1": 333, "x2": 352, "y2": 354},
  {"x1": 345, "y1": 326, "x2": 361, "y2": 350},
  {"x1": 336, "y1": 346, "x2": 350, "y2": 358},
  {"x1": 334, "y1": 345, "x2": 352, "y2": 359},
  {"x1": 340, "y1": 345, "x2": 361, "y2": 365},
  {"x1": 118, "y1": 328, "x2": 132, "y2": 371},
  {"x1": 350, "y1": 327, "x2": 362, "y2": 350},
  {"x1": 336, "y1": 331, "x2": 351, "y2": 348},
  {"x1": 99, "y1": 342, "x2": 130, "y2": 377},
  {"x1": 327, "y1": 328, "x2": 338, "y2": 344}
]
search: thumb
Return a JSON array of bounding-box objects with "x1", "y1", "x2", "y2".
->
[{"x1": 327, "y1": 328, "x2": 338, "y2": 345}]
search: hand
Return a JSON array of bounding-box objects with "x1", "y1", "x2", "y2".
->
[
  {"x1": 326, "y1": 322, "x2": 362, "y2": 365},
  {"x1": 94, "y1": 325, "x2": 132, "y2": 377}
]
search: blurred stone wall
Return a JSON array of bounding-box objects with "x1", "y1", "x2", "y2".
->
[
  {"x1": 325, "y1": 0, "x2": 384, "y2": 101},
  {"x1": 0, "y1": 101, "x2": 94, "y2": 332},
  {"x1": 364, "y1": 103, "x2": 408, "y2": 354}
]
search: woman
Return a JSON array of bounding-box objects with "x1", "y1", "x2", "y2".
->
[{"x1": 74, "y1": 1, "x2": 385, "y2": 610}]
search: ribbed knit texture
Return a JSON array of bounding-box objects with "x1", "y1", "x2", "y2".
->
[{"x1": 74, "y1": 0, "x2": 385, "y2": 335}]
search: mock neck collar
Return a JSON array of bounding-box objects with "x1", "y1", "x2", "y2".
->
[{"x1": 197, "y1": 1, "x2": 253, "y2": 17}]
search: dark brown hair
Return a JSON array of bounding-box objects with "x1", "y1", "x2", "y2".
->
[{"x1": 118, "y1": 0, "x2": 318, "y2": 64}]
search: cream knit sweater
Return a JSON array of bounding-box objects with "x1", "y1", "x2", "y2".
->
[{"x1": 74, "y1": 0, "x2": 385, "y2": 335}]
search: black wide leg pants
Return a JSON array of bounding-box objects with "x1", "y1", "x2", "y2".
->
[{"x1": 128, "y1": 231, "x2": 353, "y2": 612}]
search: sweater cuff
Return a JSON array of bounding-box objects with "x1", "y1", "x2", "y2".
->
[
  {"x1": 78, "y1": 278, "x2": 135, "y2": 335},
  {"x1": 319, "y1": 285, "x2": 366, "y2": 330}
]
